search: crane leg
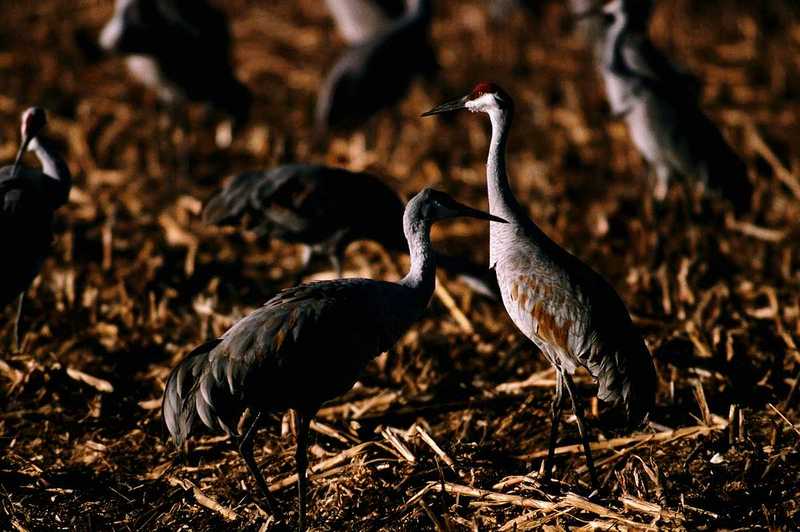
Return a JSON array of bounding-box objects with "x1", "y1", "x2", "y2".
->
[
  {"x1": 562, "y1": 372, "x2": 600, "y2": 490},
  {"x1": 543, "y1": 371, "x2": 565, "y2": 483},
  {"x1": 293, "y1": 410, "x2": 312, "y2": 532},
  {"x1": 236, "y1": 411, "x2": 282, "y2": 519},
  {"x1": 12, "y1": 293, "x2": 24, "y2": 352}
]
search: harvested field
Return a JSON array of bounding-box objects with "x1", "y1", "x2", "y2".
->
[{"x1": 1, "y1": 0, "x2": 800, "y2": 530}]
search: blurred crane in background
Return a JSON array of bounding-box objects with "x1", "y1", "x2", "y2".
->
[
  {"x1": 588, "y1": 0, "x2": 752, "y2": 212},
  {"x1": 203, "y1": 164, "x2": 500, "y2": 298},
  {"x1": 99, "y1": 0, "x2": 251, "y2": 141},
  {"x1": 424, "y1": 83, "x2": 657, "y2": 489},
  {"x1": 315, "y1": 0, "x2": 437, "y2": 138},
  {"x1": 163, "y1": 188, "x2": 504, "y2": 530},
  {"x1": 325, "y1": 0, "x2": 406, "y2": 44},
  {"x1": 1, "y1": 108, "x2": 71, "y2": 352}
]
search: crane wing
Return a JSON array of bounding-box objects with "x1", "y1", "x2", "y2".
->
[{"x1": 162, "y1": 279, "x2": 416, "y2": 444}]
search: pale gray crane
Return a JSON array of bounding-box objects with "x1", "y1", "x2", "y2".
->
[
  {"x1": 324, "y1": 0, "x2": 405, "y2": 44},
  {"x1": 423, "y1": 83, "x2": 657, "y2": 489},
  {"x1": 1, "y1": 108, "x2": 71, "y2": 351},
  {"x1": 590, "y1": 0, "x2": 751, "y2": 212},
  {"x1": 163, "y1": 188, "x2": 505, "y2": 530},
  {"x1": 315, "y1": 0, "x2": 437, "y2": 137}
]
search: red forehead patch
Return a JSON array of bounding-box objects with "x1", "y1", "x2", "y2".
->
[{"x1": 469, "y1": 82, "x2": 501, "y2": 100}]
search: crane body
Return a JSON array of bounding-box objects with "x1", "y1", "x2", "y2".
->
[
  {"x1": 163, "y1": 188, "x2": 504, "y2": 530},
  {"x1": 424, "y1": 83, "x2": 656, "y2": 489},
  {"x1": 203, "y1": 164, "x2": 500, "y2": 296},
  {"x1": 315, "y1": 0, "x2": 437, "y2": 136},
  {"x1": 1, "y1": 108, "x2": 71, "y2": 351},
  {"x1": 99, "y1": 0, "x2": 251, "y2": 127},
  {"x1": 592, "y1": 0, "x2": 751, "y2": 211}
]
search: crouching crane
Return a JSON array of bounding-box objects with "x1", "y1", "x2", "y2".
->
[
  {"x1": 162, "y1": 188, "x2": 505, "y2": 530},
  {"x1": 202, "y1": 164, "x2": 500, "y2": 298},
  {"x1": 423, "y1": 83, "x2": 656, "y2": 489}
]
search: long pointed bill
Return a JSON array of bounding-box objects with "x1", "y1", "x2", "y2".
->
[
  {"x1": 451, "y1": 200, "x2": 507, "y2": 224},
  {"x1": 421, "y1": 96, "x2": 469, "y2": 117},
  {"x1": 10, "y1": 134, "x2": 32, "y2": 177}
]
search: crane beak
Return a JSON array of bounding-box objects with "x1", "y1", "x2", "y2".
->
[
  {"x1": 421, "y1": 96, "x2": 469, "y2": 117},
  {"x1": 450, "y1": 200, "x2": 507, "y2": 224}
]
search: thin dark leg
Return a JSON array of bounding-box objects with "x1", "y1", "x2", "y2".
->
[
  {"x1": 543, "y1": 371, "x2": 565, "y2": 483},
  {"x1": 562, "y1": 373, "x2": 600, "y2": 490},
  {"x1": 294, "y1": 410, "x2": 312, "y2": 532},
  {"x1": 236, "y1": 412, "x2": 282, "y2": 518},
  {"x1": 12, "y1": 293, "x2": 24, "y2": 352}
]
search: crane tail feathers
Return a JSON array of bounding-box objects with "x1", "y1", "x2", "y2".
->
[{"x1": 162, "y1": 339, "x2": 224, "y2": 448}]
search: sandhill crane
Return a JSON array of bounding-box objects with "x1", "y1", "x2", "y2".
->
[
  {"x1": 203, "y1": 164, "x2": 500, "y2": 297},
  {"x1": 423, "y1": 83, "x2": 657, "y2": 489},
  {"x1": 589, "y1": 0, "x2": 751, "y2": 211},
  {"x1": 315, "y1": 0, "x2": 437, "y2": 137},
  {"x1": 99, "y1": 0, "x2": 251, "y2": 130},
  {"x1": 325, "y1": 0, "x2": 406, "y2": 44},
  {"x1": 1, "y1": 108, "x2": 71, "y2": 351},
  {"x1": 163, "y1": 188, "x2": 505, "y2": 530}
]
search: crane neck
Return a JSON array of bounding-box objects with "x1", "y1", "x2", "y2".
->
[
  {"x1": 399, "y1": 210, "x2": 436, "y2": 308},
  {"x1": 486, "y1": 107, "x2": 523, "y2": 221},
  {"x1": 30, "y1": 136, "x2": 72, "y2": 208},
  {"x1": 485, "y1": 103, "x2": 559, "y2": 262}
]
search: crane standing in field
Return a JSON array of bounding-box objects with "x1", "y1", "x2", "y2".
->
[
  {"x1": 589, "y1": 0, "x2": 752, "y2": 212},
  {"x1": 203, "y1": 164, "x2": 500, "y2": 298},
  {"x1": 1, "y1": 108, "x2": 71, "y2": 352},
  {"x1": 315, "y1": 0, "x2": 437, "y2": 137},
  {"x1": 99, "y1": 0, "x2": 251, "y2": 132},
  {"x1": 163, "y1": 188, "x2": 505, "y2": 530},
  {"x1": 423, "y1": 83, "x2": 657, "y2": 489}
]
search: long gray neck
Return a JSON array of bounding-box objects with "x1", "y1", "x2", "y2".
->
[
  {"x1": 399, "y1": 214, "x2": 436, "y2": 308},
  {"x1": 486, "y1": 109, "x2": 523, "y2": 221},
  {"x1": 30, "y1": 136, "x2": 72, "y2": 208},
  {"x1": 486, "y1": 105, "x2": 557, "y2": 264}
]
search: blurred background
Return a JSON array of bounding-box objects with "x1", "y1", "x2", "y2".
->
[{"x1": 1, "y1": 0, "x2": 799, "y2": 530}]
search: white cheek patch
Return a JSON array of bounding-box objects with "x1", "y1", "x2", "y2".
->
[{"x1": 466, "y1": 93, "x2": 498, "y2": 113}]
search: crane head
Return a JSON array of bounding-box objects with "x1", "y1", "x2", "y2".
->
[
  {"x1": 409, "y1": 188, "x2": 507, "y2": 224},
  {"x1": 21, "y1": 107, "x2": 47, "y2": 143},
  {"x1": 421, "y1": 82, "x2": 513, "y2": 117},
  {"x1": 13, "y1": 107, "x2": 47, "y2": 173}
]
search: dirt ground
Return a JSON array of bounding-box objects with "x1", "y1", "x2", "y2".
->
[{"x1": 1, "y1": 0, "x2": 800, "y2": 530}]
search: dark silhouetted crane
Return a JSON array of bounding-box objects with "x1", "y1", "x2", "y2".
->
[
  {"x1": 162, "y1": 188, "x2": 505, "y2": 530},
  {"x1": 423, "y1": 83, "x2": 657, "y2": 489},
  {"x1": 315, "y1": 0, "x2": 437, "y2": 137},
  {"x1": 325, "y1": 0, "x2": 406, "y2": 44},
  {"x1": 203, "y1": 164, "x2": 500, "y2": 298},
  {"x1": 1, "y1": 108, "x2": 71, "y2": 351},
  {"x1": 590, "y1": 0, "x2": 751, "y2": 212},
  {"x1": 99, "y1": 0, "x2": 251, "y2": 129}
]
